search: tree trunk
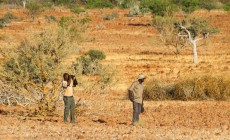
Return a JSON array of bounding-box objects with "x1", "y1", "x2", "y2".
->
[
  {"x1": 23, "y1": 1, "x2": 26, "y2": 9},
  {"x1": 192, "y1": 42, "x2": 198, "y2": 64}
]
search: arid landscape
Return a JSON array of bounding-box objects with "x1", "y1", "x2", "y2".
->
[{"x1": 0, "y1": 7, "x2": 230, "y2": 139}]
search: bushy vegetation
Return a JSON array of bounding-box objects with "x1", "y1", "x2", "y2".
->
[
  {"x1": 85, "y1": 0, "x2": 114, "y2": 9},
  {"x1": 70, "y1": 7, "x2": 85, "y2": 14},
  {"x1": 119, "y1": 0, "x2": 133, "y2": 9},
  {"x1": 72, "y1": 49, "x2": 106, "y2": 75},
  {"x1": 224, "y1": 2, "x2": 230, "y2": 11},
  {"x1": 26, "y1": 1, "x2": 42, "y2": 20},
  {"x1": 45, "y1": 15, "x2": 57, "y2": 23},
  {"x1": 78, "y1": 17, "x2": 92, "y2": 25},
  {"x1": 103, "y1": 12, "x2": 118, "y2": 20},
  {"x1": 143, "y1": 79, "x2": 169, "y2": 100},
  {"x1": 0, "y1": 12, "x2": 17, "y2": 29},
  {"x1": 72, "y1": 50, "x2": 115, "y2": 94},
  {"x1": 143, "y1": 75, "x2": 230, "y2": 101},
  {"x1": 0, "y1": 16, "x2": 83, "y2": 114}
]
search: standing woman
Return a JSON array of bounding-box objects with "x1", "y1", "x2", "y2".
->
[{"x1": 62, "y1": 73, "x2": 77, "y2": 123}]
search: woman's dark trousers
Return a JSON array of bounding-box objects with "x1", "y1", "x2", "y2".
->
[{"x1": 63, "y1": 96, "x2": 75, "y2": 123}]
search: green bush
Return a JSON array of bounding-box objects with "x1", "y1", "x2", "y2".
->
[
  {"x1": 85, "y1": 0, "x2": 114, "y2": 9},
  {"x1": 141, "y1": 0, "x2": 177, "y2": 16},
  {"x1": 53, "y1": 0, "x2": 77, "y2": 5},
  {"x1": 224, "y1": 2, "x2": 230, "y2": 11},
  {"x1": 200, "y1": 0, "x2": 223, "y2": 11},
  {"x1": 172, "y1": 0, "x2": 200, "y2": 13},
  {"x1": 26, "y1": 1, "x2": 42, "y2": 20},
  {"x1": 3, "y1": 13, "x2": 17, "y2": 20},
  {"x1": 86, "y1": 49, "x2": 106, "y2": 61},
  {"x1": 72, "y1": 50, "x2": 106, "y2": 75}
]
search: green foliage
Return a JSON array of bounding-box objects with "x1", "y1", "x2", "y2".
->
[
  {"x1": 172, "y1": 0, "x2": 200, "y2": 13},
  {"x1": 119, "y1": 0, "x2": 133, "y2": 9},
  {"x1": 26, "y1": 1, "x2": 42, "y2": 20},
  {"x1": 72, "y1": 50, "x2": 106, "y2": 75},
  {"x1": 0, "y1": 17, "x2": 83, "y2": 113},
  {"x1": 86, "y1": 49, "x2": 106, "y2": 61},
  {"x1": 85, "y1": 0, "x2": 114, "y2": 9},
  {"x1": 78, "y1": 17, "x2": 92, "y2": 25},
  {"x1": 3, "y1": 12, "x2": 17, "y2": 20},
  {"x1": 58, "y1": 16, "x2": 83, "y2": 41},
  {"x1": 129, "y1": 5, "x2": 140, "y2": 16},
  {"x1": 199, "y1": 0, "x2": 223, "y2": 10},
  {"x1": 0, "y1": 13, "x2": 17, "y2": 29},
  {"x1": 70, "y1": 7, "x2": 86, "y2": 14},
  {"x1": 175, "y1": 18, "x2": 219, "y2": 39},
  {"x1": 53, "y1": 0, "x2": 77, "y2": 5},
  {"x1": 224, "y1": 2, "x2": 230, "y2": 11},
  {"x1": 140, "y1": 0, "x2": 177, "y2": 16},
  {"x1": 103, "y1": 12, "x2": 118, "y2": 20}
]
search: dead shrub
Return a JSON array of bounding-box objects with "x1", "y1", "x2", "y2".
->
[
  {"x1": 173, "y1": 75, "x2": 230, "y2": 100},
  {"x1": 143, "y1": 79, "x2": 169, "y2": 100}
]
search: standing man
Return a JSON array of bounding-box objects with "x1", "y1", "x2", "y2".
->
[{"x1": 128, "y1": 74, "x2": 146, "y2": 125}]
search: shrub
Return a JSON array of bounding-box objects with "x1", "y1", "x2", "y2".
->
[
  {"x1": 78, "y1": 17, "x2": 92, "y2": 25},
  {"x1": 86, "y1": 49, "x2": 106, "y2": 61},
  {"x1": 143, "y1": 79, "x2": 169, "y2": 100},
  {"x1": 3, "y1": 12, "x2": 17, "y2": 20},
  {"x1": 142, "y1": 75, "x2": 230, "y2": 101},
  {"x1": 173, "y1": 75, "x2": 230, "y2": 100},
  {"x1": 0, "y1": 17, "x2": 83, "y2": 113},
  {"x1": 53, "y1": 0, "x2": 77, "y2": 5},
  {"x1": 85, "y1": 0, "x2": 114, "y2": 9},
  {"x1": 45, "y1": 15, "x2": 57, "y2": 23},
  {"x1": 172, "y1": 0, "x2": 200, "y2": 13},
  {"x1": 224, "y1": 2, "x2": 230, "y2": 11},
  {"x1": 119, "y1": 0, "x2": 133, "y2": 9},
  {"x1": 71, "y1": 7, "x2": 86, "y2": 14},
  {"x1": 26, "y1": 1, "x2": 42, "y2": 20},
  {"x1": 140, "y1": 0, "x2": 177, "y2": 16},
  {"x1": 0, "y1": 18, "x2": 9, "y2": 29},
  {"x1": 103, "y1": 12, "x2": 118, "y2": 20},
  {"x1": 200, "y1": 0, "x2": 223, "y2": 10},
  {"x1": 72, "y1": 50, "x2": 106, "y2": 75},
  {"x1": 129, "y1": 5, "x2": 141, "y2": 16}
]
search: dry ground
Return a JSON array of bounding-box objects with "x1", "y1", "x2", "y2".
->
[{"x1": 0, "y1": 8, "x2": 230, "y2": 139}]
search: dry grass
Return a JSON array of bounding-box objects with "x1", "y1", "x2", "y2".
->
[
  {"x1": 173, "y1": 75, "x2": 230, "y2": 100},
  {"x1": 144, "y1": 75, "x2": 230, "y2": 101},
  {"x1": 143, "y1": 79, "x2": 170, "y2": 100}
]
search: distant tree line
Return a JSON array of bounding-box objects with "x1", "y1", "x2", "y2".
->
[{"x1": 0, "y1": 0, "x2": 229, "y2": 11}]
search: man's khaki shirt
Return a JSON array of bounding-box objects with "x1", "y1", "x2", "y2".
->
[{"x1": 129, "y1": 81, "x2": 144, "y2": 104}]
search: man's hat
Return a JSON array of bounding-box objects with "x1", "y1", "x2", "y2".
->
[{"x1": 137, "y1": 74, "x2": 146, "y2": 80}]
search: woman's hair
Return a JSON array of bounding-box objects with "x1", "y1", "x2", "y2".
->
[
  {"x1": 63, "y1": 73, "x2": 77, "y2": 87},
  {"x1": 63, "y1": 73, "x2": 69, "y2": 81}
]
